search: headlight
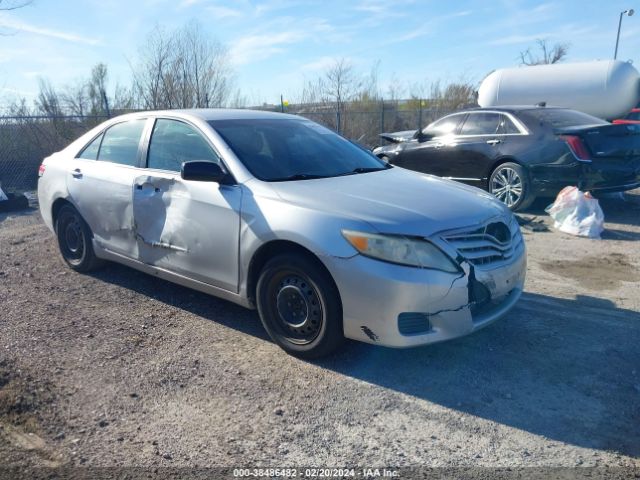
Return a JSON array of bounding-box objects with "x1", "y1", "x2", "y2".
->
[{"x1": 341, "y1": 230, "x2": 460, "y2": 273}]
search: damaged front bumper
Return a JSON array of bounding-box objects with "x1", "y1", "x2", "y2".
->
[{"x1": 326, "y1": 246, "x2": 526, "y2": 348}]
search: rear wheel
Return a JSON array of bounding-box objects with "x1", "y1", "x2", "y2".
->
[
  {"x1": 489, "y1": 162, "x2": 534, "y2": 211},
  {"x1": 256, "y1": 253, "x2": 344, "y2": 359},
  {"x1": 55, "y1": 204, "x2": 103, "y2": 272}
]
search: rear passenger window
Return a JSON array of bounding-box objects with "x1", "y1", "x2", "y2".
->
[
  {"x1": 77, "y1": 134, "x2": 103, "y2": 160},
  {"x1": 97, "y1": 120, "x2": 146, "y2": 166},
  {"x1": 147, "y1": 119, "x2": 220, "y2": 172},
  {"x1": 499, "y1": 115, "x2": 520, "y2": 134},
  {"x1": 460, "y1": 113, "x2": 501, "y2": 135}
]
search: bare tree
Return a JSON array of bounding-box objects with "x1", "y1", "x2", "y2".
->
[
  {"x1": 0, "y1": 0, "x2": 33, "y2": 36},
  {"x1": 0, "y1": 0, "x2": 32, "y2": 11},
  {"x1": 112, "y1": 83, "x2": 134, "y2": 111},
  {"x1": 35, "y1": 79, "x2": 63, "y2": 116},
  {"x1": 131, "y1": 21, "x2": 233, "y2": 109},
  {"x1": 60, "y1": 80, "x2": 88, "y2": 116},
  {"x1": 87, "y1": 63, "x2": 109, "y2": 114},
  {"x1": 520, "y1": 39, "x2": 569, "y2": 66},
  {"x1": 322, "y1": 58, "x2": 361, "y2": 113}
]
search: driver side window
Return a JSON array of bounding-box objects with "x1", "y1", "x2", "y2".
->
[
  {"x1": 424, "y1": 114, "x2": 463, "y2": 137},
  {"x1": 147, "y1": 119, "x2": 221, "y2": 172}
]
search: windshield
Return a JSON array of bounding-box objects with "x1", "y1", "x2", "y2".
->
[
  {"x1": 522, "y1": 108, "x2": 608, "y2": 129},
  {"x1": 209, "y1": 118, "x2": 388, "y2": 181}
]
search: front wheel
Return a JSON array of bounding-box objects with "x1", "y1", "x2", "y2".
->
[
  {"x1": 256, "y1": 253, "x2": 344, "y2": 359},
  {"x1": 489, "y1": 162, "x2": 534, "y2": 211}
]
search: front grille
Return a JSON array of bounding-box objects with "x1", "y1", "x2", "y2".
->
[
  {"x1": 442, "y1": 221, "x2": 523, "y2": 267},
  {"x1": 398, "y1": 312, "x2": 432, "y2": 335}
]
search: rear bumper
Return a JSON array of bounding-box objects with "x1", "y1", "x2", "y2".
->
[{"x1": 531, "y1": 160, "x2": 640, "y2": 197}]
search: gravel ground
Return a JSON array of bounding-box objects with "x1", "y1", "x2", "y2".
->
[{"x1": 0, "y1": 191, "x2": 639, "y2": 477}]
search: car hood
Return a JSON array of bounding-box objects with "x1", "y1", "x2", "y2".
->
[{"x1": 268, "y1": 167, "x2": 509, "y2": 237}]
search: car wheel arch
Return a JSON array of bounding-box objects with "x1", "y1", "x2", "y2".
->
[
  {"x1": 246, "y1": 240, "x2": 342, "y2": 309},
  {"x1": 52, "y1": 197, "x2": 74, "y2": 226}
]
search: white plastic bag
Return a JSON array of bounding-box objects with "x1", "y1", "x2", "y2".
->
[{"x1": 545, "y1": 186, "x2": 604, "y2": 239}]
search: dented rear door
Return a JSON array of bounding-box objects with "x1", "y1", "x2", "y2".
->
[{"x1": 67, "y1": 118, "x2": 148, "y2": 258}]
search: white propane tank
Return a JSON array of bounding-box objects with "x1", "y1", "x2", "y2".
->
[{"x1": 478, "y1": 60, "x2": 640, "y2": 120}]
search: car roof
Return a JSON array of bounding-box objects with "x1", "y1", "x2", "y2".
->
[
  {"x1": 111, "y1": 108, "x2": 298, "y2": 122},
  {"x1": 463, "y1": 105, "x2": 569, "y2": 114}
]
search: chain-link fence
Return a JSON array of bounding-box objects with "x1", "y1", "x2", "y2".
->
[
  {"x1": 0, "y1": 115, "x2": 109, "y2": 193},
  {"x1": 0, "y1": 105, "x2": 455, "y2": 193}
]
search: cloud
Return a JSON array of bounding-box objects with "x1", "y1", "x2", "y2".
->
[
  {"x1": 488, "y1": 25, "x2": 595, "y2": 46},
  {"x1": 255, "y1": 0, "x2": 303, "y2": 16},
  {"x1": 0, "y1": 14, "x2": 101, "y2": 45},
  {"x1": 386, "y1": 10, "x2": 473, "y2": 45},
  {"x1": 0, "y1": 86, "x2": 36, "y2": 96},
  {"x1": 207, "y1": 5, "x2": 243, "y2": 18},
  {"x1": 300, "y1": 56, "x2": 343, "y2": 72},
  {"x1": 179, "y1": 0, "x2": 204, "y2": 7},
  {"x1": 229, "y1": 30, "x2": 306, "y2": 65},
  {"x1": 352, "y1": 0, "x2": 412, "y2": 25}
]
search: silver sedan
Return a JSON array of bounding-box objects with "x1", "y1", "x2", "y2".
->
[{"x1": 38, "y1": 109, "x2": 526, "y2": 358}]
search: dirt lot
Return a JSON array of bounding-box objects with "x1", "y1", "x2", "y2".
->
[{"x1": 0, "y1": 191, "x2": 639, "y2": 477}]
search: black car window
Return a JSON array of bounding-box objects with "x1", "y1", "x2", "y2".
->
[
  {"x1": 148, "y1": 119, "x2": 220, "y2": 172},
  {"x1": 524, "y1": 109, "x2": 607, "y2": 129},
  {"x1": 97, "y1": 119, "x2": 146, "y2": 166},
  {"x1": 424, "y1": 115, "x2": 463, "y2": 136},
  {"x1": 209, "y1": 118, "x2": 387, "y2": 181},
  {"x1": 460, "y1": 113, "x2": 501, "y2": 135},
  {"x1": 77, "y1": 133, "x2": 103, "y2": 160},
  {"x1": 499, "y1": 115, "x2": 521, "y2": 134}
]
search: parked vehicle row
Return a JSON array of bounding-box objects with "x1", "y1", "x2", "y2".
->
[
  {"x1": 373, "y1": 106, "x2": 640, "y2": 211},
  {"x1": 38, "y1": 109, "x2": 526, "y2": 358}
]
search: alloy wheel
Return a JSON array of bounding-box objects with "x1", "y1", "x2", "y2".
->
[{"x1": 490, "y1": 166, "x2": 523, "y2": 208}]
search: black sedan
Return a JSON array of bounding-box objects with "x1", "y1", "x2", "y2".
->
[{"x1": 373, "y1": 106, "x2": 640, "y2": 210}]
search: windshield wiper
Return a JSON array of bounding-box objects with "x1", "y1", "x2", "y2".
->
[
  {"x1": 335, "y1": 165, "x2": 393, "y2": 177},
  {"x1": 270, "y1": 173, "x2": 328, "y2": 182},
  {"x1": 352, "y1": 165, "x2": 392, "y2": 173}
]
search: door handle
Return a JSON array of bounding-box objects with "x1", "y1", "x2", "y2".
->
[
  {"x1": 71, "y1": 168, "x2": 82, "y2": 179},
  {"x1": 486, "y1": 139, "x2": 502, "y2": 145}
]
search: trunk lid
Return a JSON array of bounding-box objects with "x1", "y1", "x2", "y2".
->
[
  {"x1": 559, "y1": 124, "x2": 640, "y2": 190},
  {"x1": 561, "y1": 123, "x2": 640, "y2": 158}
]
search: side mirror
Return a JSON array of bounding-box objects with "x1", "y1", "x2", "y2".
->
[{"x1": 181, "y1": 161, "x2": 228, "y2": 183}]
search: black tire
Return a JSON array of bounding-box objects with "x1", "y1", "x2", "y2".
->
[
  {"x1": 55, "y1": 204, "x2": 104, "y2": 272},
  {"x1": 489, "y1": 162, "x2": 535, "y2": 211},
  {"x1": 256, "y1": 253, "x2": 344, "y2": 359}
]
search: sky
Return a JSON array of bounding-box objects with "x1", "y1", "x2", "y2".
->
[{"x1": 0, "y1": 0, "x2": 639, "y2": 107}]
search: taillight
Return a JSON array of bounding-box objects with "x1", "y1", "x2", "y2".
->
[
  {"x1": 560, "y1": 135, "x2": 591, "y2": 162},
  {"x1": 38, "y1": 164, "x2": 46, "y2": 177}
]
